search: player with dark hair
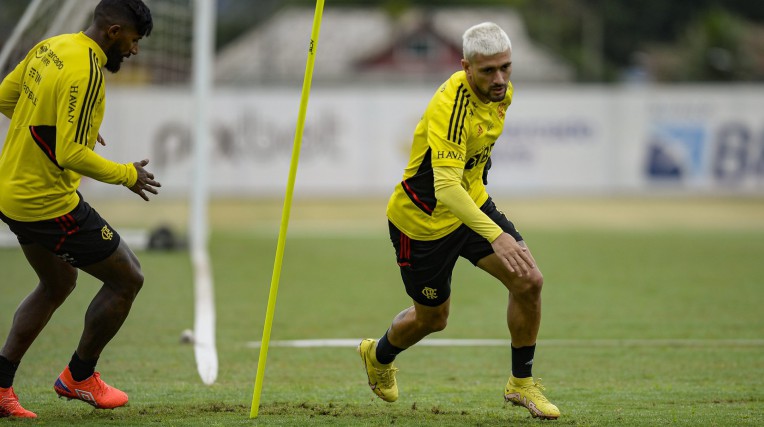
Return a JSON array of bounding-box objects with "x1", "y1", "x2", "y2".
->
[
  {"x1": 0, "y1": 0, "x2": 158, "y2": 418},
  {"x1": 358, "y1": 22, "x2": 560, "y2": 420}
]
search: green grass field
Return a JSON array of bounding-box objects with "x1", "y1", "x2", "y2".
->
[{"x1": 1, "y1": 197, "x2": 762, "y2": 426}]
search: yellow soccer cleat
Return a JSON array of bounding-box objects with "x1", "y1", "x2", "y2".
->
[
  {"x1": 504, "y1": 376, "x2": 560, "y2": 420},
  {"x1": 357, "y1": 339, "x2": 399, "y2": 402}
]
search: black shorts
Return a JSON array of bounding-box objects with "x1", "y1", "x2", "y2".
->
[
  {"x1": 0, "y1": 194, "x2": 121, "y2": 267},
  {"x1": 389, "y1": 197, "x2": 523, "y2": 307}
]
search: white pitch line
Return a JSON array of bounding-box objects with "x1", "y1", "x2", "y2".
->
[{"x1": 245, "y1": 338, "x2": 764, "y2": 348}]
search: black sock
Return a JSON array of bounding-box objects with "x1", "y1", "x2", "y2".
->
[
  {"x1": 375, "y1": 331, "x2": 404, "y2": 365},
  {"x1": 0, "y1": 355, "x2": 18, "y2": 389},
  {"x1": 68, "y1": 351, "x2": 98, "y2": 382},
  {"x1": 511, "y1": 344, "x2": 536, "y2": 378}
]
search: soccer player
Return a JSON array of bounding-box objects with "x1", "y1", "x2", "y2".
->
[
  {"x1": 358, "y1": 22, "x2": 560, "y2": 420},
  {"x1": 0, "y1": 0, "x2": 158, "y2": 418}
]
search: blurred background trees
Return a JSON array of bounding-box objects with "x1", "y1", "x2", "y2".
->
[
  {"x1": 214, "y1": 0, "x2": 764, "y2": 82},
  {"x1": 2, "y1": 0, "x2": 764, "y2": 82}
]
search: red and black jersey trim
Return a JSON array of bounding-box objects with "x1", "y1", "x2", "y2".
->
[
  {"x1": 75, "y1": 49, "x2": 103, "y2": 145},
  {"x1": 29, "y1": 125, "x2": 62, "y2": 170},
  {"x1": 447, "y1": 83, "x2": 470, "y2": 145},
  {"x1": 400, "y1": 147, "x2": 437, "y2": 216}
]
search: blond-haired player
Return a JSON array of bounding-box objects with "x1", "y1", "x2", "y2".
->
[{"x1": 358, "y1": 22, "x2": 560, "y2": 420}]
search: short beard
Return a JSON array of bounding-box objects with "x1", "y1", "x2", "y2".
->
[
  {"x1": 486, "y1": 85, "x2": 506, "y2": 102},
  {"x1": 104, "y1": 45, "x2": 124, "y2": 73}
]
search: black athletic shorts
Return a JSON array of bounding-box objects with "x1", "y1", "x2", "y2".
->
[
  {"x1": 389, "y1": 197, "x2": 523, "y2": 307},
  {"x1": 0, "y1": 193, "x2": 121, "y2": 267}
]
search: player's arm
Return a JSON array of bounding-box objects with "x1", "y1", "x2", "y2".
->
[
  {"x1": 434, "y1": 166, "x2": 534, "y2": 276},
  {"x1": 433, "y1": 165, "x2": 502, "y2": 242},
  {"x1": 55, "y1": 74, "x2": 137, "y2": 187},
  {"x1": 426, "y1": 89, "x2": 501, "y2": 241},
  {"x1": 55, "y1": 135, "x2": 138, "y2": 187},
  {"x1": 0, "y1": 59, "x2": 24, "y2": 118}
]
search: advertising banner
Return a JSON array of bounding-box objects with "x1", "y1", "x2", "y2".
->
[{"x1": 2, "y1": 85, "x2": 762, "y2": 198}]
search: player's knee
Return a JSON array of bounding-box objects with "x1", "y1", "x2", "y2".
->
[
  {"x1": 124, "y1": 268, "x2": 144, "y2": 296},
  {"x1": 430, "y1": 316, "x2": 448, "y2": 333},
  {"x1": 529, "y1": 270, "x2": 543, "y2": 293},
  {"x1": 513, "y1": 270, "x2": 543, "y2": 300},
  {"x1": 422, "y1": 310, "x2": 449, "y2": 333},
  {"x1": 118, "y1": 250, "x2": 144, "y2": 296},
  {"x1": 40, "y1": 268, "x2": 78, "y2": 302},
  {"x1": 110, "y1": 265, "x2": 144, "y2": 299}
]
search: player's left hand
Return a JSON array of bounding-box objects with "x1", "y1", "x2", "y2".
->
[
  {"x1": 490, "y1": 233, "x2": 535, "y2": 277},
  {"x1": 97, "y1": 133, "x2": 106, "y2": 146},
  {"x1": 129, "y1": 158, "x2": 161, "y2": 201}
]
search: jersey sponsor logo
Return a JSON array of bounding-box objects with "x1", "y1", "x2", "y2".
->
[
  {"x1": 476, "y1": 123, "x2": 484, "y2": 137},
  {"x1": 465, "y1": 142, "x2": 495, "y2": 170},
  {"x1": 35, "y1": 43, "x2": 64, "y2": 69},
  {"x1": 23, "y1": 68, "x2": 42, "y2": 105},
  {"x1": 21, "y1": 82, "x2": 38, "y2": 106},
  {"x1": 421, "y1": 287, "x2": 438, "y2": 300},
  {"x1": 28, "y1": 67, "x2": 42, "y2": 84},
  {"x1": 35, "y1": 44, "x2": 50, "y2": 59},
  {"x1": 101, "y1": 225, "x2": 114, "y2": 241},
  {"x1": 436, "y1": 150, "x2": 464, "y2": 161},
  {"x1": 447, "y1": 84, "x2": 471, "y2": 145},
  {"x1": 68, "y1": 85, "x2": 79, "y2": 123}
]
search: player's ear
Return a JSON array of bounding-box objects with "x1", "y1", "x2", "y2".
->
[
  {"x1": 461, "y1": 58, "x2": 471, "y2": 75},
  {"x1": 106, "y1": 24, "x2": 122, "y2": 41}
]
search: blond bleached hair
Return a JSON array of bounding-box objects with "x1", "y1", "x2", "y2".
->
[{"x1": 462, "y1": 22, "x2": 512, "y2": 60}]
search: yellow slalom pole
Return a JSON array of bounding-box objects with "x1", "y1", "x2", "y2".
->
[{"x1": 249, "y1": 0, "x2": 325, "y2": 419}]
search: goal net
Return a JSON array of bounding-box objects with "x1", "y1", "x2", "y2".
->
[
  {"x1": 0, "y1": 0, "x2": 195, "y2": 245},
  {"x1": 1, "y1": 0, "x2": 193, "y2": 85}
]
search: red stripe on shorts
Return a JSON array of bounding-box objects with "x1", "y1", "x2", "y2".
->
[
  {"x1": 398, "y1": 233, "x2": 411, "y2": 267},
  {"x1": 54, "y1": 214, "x2": 80, "y2": 251}
]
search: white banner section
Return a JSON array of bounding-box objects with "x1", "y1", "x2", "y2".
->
[{"x1": 3, "y1": 85, "x2": 763, "y2": 198}]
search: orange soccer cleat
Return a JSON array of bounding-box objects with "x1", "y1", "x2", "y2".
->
[
  {"x1": 0, "y1": 386, "x2": 37, "y2": 418},
  {"x1": 54, "y1": 366, "x2": 128, "y2": 409}
]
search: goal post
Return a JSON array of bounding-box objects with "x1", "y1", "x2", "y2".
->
[{"x1": 190, "y1": 0, "x2": 218, "y2": 386}]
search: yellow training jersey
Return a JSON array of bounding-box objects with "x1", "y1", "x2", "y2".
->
[
  {"x1": 387, "y1": 70, "x2": 512, "y2": 240},
  {"x1": 0, "y1": 32, "x2": 137, "y2": 221}
]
